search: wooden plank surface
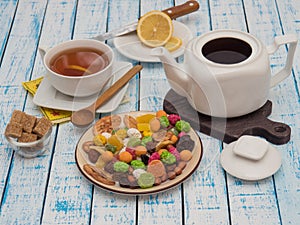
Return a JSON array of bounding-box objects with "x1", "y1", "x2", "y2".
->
[
  {"x1": 37, "y1": 1, "x2": 94, "y2": 224},
  {"x1": 0, "y1": 1, "x2": 17, "y2": 205},
  {"x1": 0, "y1": 0, "x2": 299, "y2": 224},
  {"x1": 0, "y1": 1, "x2": 49, "y2": 224},
  {"x1": 0, "y1": 0, "x2": 18, "y2": 62},
  {"x1": 244, "y1": 0, "x2": 300, "y2": 224},
  {"x1": 257, "y1": 0, "x2": 300, "y2": 224}
]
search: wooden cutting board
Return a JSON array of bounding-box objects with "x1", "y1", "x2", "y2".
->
[{"x1": 163, "y1": 89, "x2": 291, "y2": 145}]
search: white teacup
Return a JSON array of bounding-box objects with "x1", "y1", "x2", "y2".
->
[{"x1": 39, "y1": 39, "x2": 114, "y2": 97}]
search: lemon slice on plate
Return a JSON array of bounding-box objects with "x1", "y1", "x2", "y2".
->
[
  {"x1": 164, "y1": 36, "x2": 182, "y2": 52},
  {"x1": 67, "y1": 65, "x2": 92, "y2": 75},
  {"x1": 137, "y1": 10, "x2": 174, "y2": 48}
]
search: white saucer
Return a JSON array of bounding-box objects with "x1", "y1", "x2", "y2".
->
[
  {"x1": 33, "y1": 61, "x2": 132, "y2": 113},
  {"x1": 113, "y1": 21, "x2": 193, "y2": 62},
  {"x1": 220, "y1": 136, "x2": 282, "y2": 181}
]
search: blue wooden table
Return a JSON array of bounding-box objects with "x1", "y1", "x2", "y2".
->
[{"x1": 0, "y1": 0, "x2": 299, "y2": 224}]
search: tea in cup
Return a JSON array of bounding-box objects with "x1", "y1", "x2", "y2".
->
[{"x1": 39, "y1": 39, "x2": 114, "y2": 97}]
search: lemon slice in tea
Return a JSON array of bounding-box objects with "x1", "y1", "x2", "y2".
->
[{"x1": 67, "y1": 65, "x2": 92, "y2": 75}]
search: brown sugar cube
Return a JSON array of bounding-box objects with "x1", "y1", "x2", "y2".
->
[
  {"x1": 18, "y1": 132, "x2": 38, "y2": 143},
  {"x1": 5, "y1": 122, "x2": 23, "y2": 138},
  {"x1": 33, "y1": 117, "x2": 52, "y2": 137},
  {"x1": 21, "y1": 113, "x2": 37, "y2": 133},
  {"x1": 10, "y1": 110, "x2": 25, "y2": 123}
]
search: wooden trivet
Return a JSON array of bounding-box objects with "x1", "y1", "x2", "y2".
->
[{"x1": 163, "y1": 89, "x2": 291, "y2": 145}]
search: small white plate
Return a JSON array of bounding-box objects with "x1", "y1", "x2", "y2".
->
[
  {"x1": 113, "y1": 21, "x2": 193, "y2": 62},
  {"x1": 33, "y1": 61, "x2": 132, "y2": 113},
  {"x1": 220, "y1": 139, "x2": 282, "y2": 181}
]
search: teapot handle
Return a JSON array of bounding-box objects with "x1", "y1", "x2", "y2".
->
[{"x1": 266, "y1": 34, "x2": 298, "y2": 87}]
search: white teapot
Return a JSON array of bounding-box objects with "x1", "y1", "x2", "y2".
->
[{"x1": 152, "y1": 30, "x2": 297, "y2": 117}]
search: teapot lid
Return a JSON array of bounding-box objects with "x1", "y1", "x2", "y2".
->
[{"x1": 220, "y1": 135, "x2": 281, "y2": 181}]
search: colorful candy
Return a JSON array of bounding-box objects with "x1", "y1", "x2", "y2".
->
[
  {"x1": 113, "y1": 161, "x2": 129, "y2": 173},
  {"x1": 160, "y1": 151, "x2": 176, "y2": 165},
  {"x1": 175, "y1": 120, "x2": 191, "y2": 133},
  {"x1": 131, "y1": 160, "x2": 146, "y2": 170},
  {"x1": 137, "y1": 172, "x2": 155, "y2": 188},
  {"x1": 83, "y1": 110, "x2": 195, "y2": 189},
  {"x1": 159, "y1": 115, "x2": 170, "y2": 128}
]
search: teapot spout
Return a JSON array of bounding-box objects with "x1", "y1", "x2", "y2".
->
[{"x1": 151, "y1": 47, "x2": 190, "y2": 97}]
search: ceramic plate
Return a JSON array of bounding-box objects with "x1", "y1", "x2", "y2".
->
[
  {"x1": 33, "y1": 61, "x2": 132, "y2": 113},
  {"x1": 113, "y1": 21, "x2": 193, "y2": 62},
  {"x1": 75, "y1": 111, "x2": 203, "y2": 195},
  {"x1": 220, "y1": 141, "x2": 282, "y2": 181}
]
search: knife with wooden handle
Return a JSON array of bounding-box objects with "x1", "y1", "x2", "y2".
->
[{"x1": 94, "y1": 1, "x2": 200, "y2": 41}]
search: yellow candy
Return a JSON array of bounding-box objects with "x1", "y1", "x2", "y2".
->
[
  {"x1": 115, "y1": 129, "x2": 127, "y2": 140},
  {"x1": 107, "y1": 135, "x2": 123, "y2": 152},
  {"x1": 93, "y1": 134, "x2": 107, "y2": 146},
  {"x1": 136, "y1": 114, "x2": 155, "y2": 123},
  {"x1": 143, "y1": 130, "x2": 152, "y2": 137},
  {"x1": 137, "y1": 123, "x2": 150, "y2": 132}
]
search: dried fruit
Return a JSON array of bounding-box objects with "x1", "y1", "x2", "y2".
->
[{"x1": 180, "y1": 150, "x2": 193, "y2": 161}]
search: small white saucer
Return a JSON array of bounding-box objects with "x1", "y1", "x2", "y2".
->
[
  {"x1": 33, "y1": 61, "x2": 132, "y2": 113},
  {"x1": 220, "y1": 136, "x2": 282, "y2": 181},
  {"x1": 113, "y1": 21, "x2": 193, "y2": 62}
]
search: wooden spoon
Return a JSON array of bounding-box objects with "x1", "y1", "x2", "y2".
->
[{"x1": 71, "y1": 65, "x2": 143, "y2": 127}]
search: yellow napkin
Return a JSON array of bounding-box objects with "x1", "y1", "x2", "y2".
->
[
  {"x1": 22, "y1": 77, "x2": 72, "y2": 124},
  {"x1": 22, "y1": 77, "x2": 130, "y2": 124}
]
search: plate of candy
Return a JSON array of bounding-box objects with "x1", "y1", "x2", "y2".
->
[{"x1": 75, "y1": 110, "x2": 203, "y2": 195}]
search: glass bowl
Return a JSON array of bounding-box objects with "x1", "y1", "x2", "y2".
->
[{"x1": 5, "y1": 126, "x2": 52, "y2": 158}]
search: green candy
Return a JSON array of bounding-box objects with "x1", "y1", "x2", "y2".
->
[
  {"x1": 160, "y1": 151, "x2": 176, "y2": 165},
  {"x1": 105, "y1": 143, "x2": 117, "y2": 153},
  {"x1": 127, "y1": 137, "x2": 142, "y2": 147},
  {"x1": 137, "y1": 172, "x2": 155, "y2": 189},
  {"x1": 175, "y1": 120, "x2": 191, "y2": 133},
  {"x1": 131, "y1": 160, "x2": 146, "y2": 170},
  {"x1": 113, "y1": 161, "x2": 129, "y2": 173},
  {"x1": 159, "y1": 115, "x2": 170, "y2": 128}
]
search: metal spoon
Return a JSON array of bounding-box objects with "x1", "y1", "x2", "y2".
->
[{"x1": 71, "y1": 65, "x2": 143, "y2": 127}]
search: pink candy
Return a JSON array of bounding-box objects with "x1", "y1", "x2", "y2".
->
[
  {"x1": 178, "y1": 132, "x2": 187, "y2": 138},
  {"x1": 148, "y1": 152, "x2": 160, "y2": 164},
  {"x1": 168, "y1": 146, "x2": 180, "y2": 161},
  {"x1": 168, "y1": 114, "x2": 181, "y2": 125}
]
